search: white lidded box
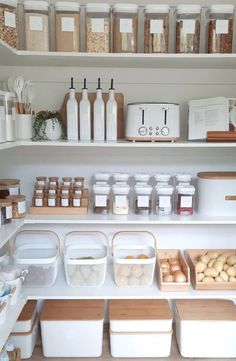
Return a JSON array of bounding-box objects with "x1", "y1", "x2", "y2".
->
[
  {"x1": 64, "y1": 231, "x2": 108, "y2": 287},
  {"x1": 198, "y1": 172, "x2": 236, "y2": 216},
  {"x1": 13, "y1": 230, "x2": 60, "y2": 287},
  {"x1": 109, "y1": 299, "x2": 172, "y2": 358},
  {"x1": 40, "y1": 300, "x2": 105, "y2": 357},
  {"x1": 10, "y1": 301, "x2": 38, "y2": 359},
  {"x1": 175, "y1": 299, "x2": 236, "y2": 358}
]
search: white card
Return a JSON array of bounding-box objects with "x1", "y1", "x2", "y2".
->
[
  {"x1": 61, "y1": 17, "x2": 75, "y2": 32},
  {"x1": 137, "y1": 196, "x2": 149, "y2": 207},
  {"x1": 91, "y1": 18, "x2": 104, "y2": 32},
  {"x1": 182, "y1": 20, "x2": 195, "y2": 34},
  {"x1": 180, "y1": 196, "x2": 192, "y2": 208},
  {"x1": 18, "y1": 200, "x2": 26, "y2": 213},
  {"x1": 48, "y1": 198, "x2": 56, "y2": 207},
  {"x1": 6, "y1": 206, "x2": 12, "y2": 219},
  {"x1": 29, "y1": 16, "x2": 43, "y2": 31},
  {"x1": 95, "y1": 195, "x2": 107, "y2": 207},
  {"x1": 4, "y1": 11, "x2": 16, "y2": 28},
  {"x1": 75, "y1": 189, "x2": 82, "y2": 195},
  {"x1": 120, "y1": 18, "x2": 132, "y2": 33},
  {"x1": 150, "y1": 19, "x2": 163, "y2": 34},
  {"x1": 159, "y1": 196, "x2": 171, "y2": 208},
  {"x1": 115, "y1": 195, "x2": 127, "y2": 208},
  {"x1": 216, "y1": 20, "x2": 229, "y2": 34}
]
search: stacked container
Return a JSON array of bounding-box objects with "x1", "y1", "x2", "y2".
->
[{"x1": 0, "y1": 0, "x2": 19, "y2": 48}]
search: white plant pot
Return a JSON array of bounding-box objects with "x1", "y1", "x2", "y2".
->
[{"x1": 40, "y1": 118, "x2": 62, "y2": 141}]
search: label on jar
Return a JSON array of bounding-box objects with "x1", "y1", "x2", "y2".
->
[
  {"x1": 63, "y1": 181, "x2": 71, "y2": 186},
  {"x1": 96, "y1": 181, "x2": 107, "y2": 185},
  {"x1": 6, "y1": 206, "x2": 12, "y2": 219},
  {"x1": 9, "y1": 187, "x2": 19, "y2": 195},
  {"x1": 48, "y1": 189, "x2": 56, "y2": 194},
  {"x1": 4, "y1": 11, "x2": 16, "y2": 28},
  {"x1": 18, "y1": 200, "x2": 26, "y2": 213},
  {"x1": 216, "y1": 20, "x2": 229, "y2": 34},
  {"x1": 61, "y1": 17, "x2": 75, "y2": 32},
  {"x1": 159, "y1": 196, "x2": 171, "y2": 208},
  {"x1": 62, "y1": 189, "x2": 69, "y2": 195},
  {"x1": 75, "y1": 181, "x2": 82, "y2": 187},
  {"x1": 120, "y1": 18, "x2": 132, "y2": 33},
  {"x1": 95, "y1": 195, "x2": 107, "y2": 207},
  {"x1": 29, "y1": 16, "x2": 43, "y2": 31},
  {"x1": 115, "y1": 195, "x2": 127, "y2": 208},
  {"x1": 180, "y1": 196, "x2": 192, "y2": 208},
  {"x1": 36, "y1": 189, "x2": 43, "y2": 194},
  {"x1": 91, "y1": 18, "x2": 104, "y2": 33},
  {"x1": 74, "y1": 189, "x2": 82, "y2": 195},
  {"x1": 137, "y1": 196, "x2": 149, "y2": 207},
  {"x1": 48, "y1": 198, "x2": 56, "y2": 207},
  {"x1": 35, "y1": 198, "x2": 43, "y2": 207},
  {"x1": 37, "y1": 181, "x2": 45, "y2": 186},
  {"x1": 61, "y1": 198, "x2": 69, "y2": 207},
  {"x1": 182, "y1": 20, "x2": 195, "y2": 34},
  {"x1": 49, "y1": 181, "x2": 57, "y2": 186},
  {"x1": 150, "y1": 19, "x2": 163, "y2": 34},
  {"x1": 73, "y1": 198, "x2": 81, "y2": 207}
]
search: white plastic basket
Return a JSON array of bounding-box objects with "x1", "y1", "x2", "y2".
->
[
  {"x1": 64, "y1": 231, "x2": 108, "y2": 287},
  {"x1": 13, "y1": 230, "x2": 60, "y2": 287},
  {"x1": 112, "y1": 231, "x2": 157, "y2": 287}
]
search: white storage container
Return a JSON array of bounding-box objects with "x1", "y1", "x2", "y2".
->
[
  {"x1": 175, "y1": 299, "x2": 236, "y2": 358},
  {"x1": 64, "y1": 231, "x2": 108, "y2": 287},
  {"x1": 40, "y1": 300, "x2": 104, "y2": 357},
  {"x1": 198, "y1": 172, "x2": 236, "y2": 216},
  {"x1": 109, "y1": 299, "x2": 172, "y2": 357},
  {"x1": 13, "y1": 230, "x2": 60, "y2": 287}
]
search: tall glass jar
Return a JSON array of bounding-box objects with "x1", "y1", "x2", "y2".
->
[
  {"x1": 93, "y1": 184, "x2": 110, "y2": 214},
  {"x1": 24, "y1": 0, "x2": 49, "y2": 51},
  {"x1": 155, "y1": 185, "x2": 173, "y2": 215},
  {"x1": 6, "y1": 195, "x2": 26, "y2": 218},
  {"x1": 0, "y1": 0, "x2": 18, "y2": 49},
  {"x1": 134, "y1": 185, "x2": 152, "y2": 215},
  {"x1": 55, "y1": 1, "x2": 80, "y2": 52},
  {"x1": 176, "y1": 5, "x2": 201, "y2": 53},
  {"x1": 175, "y1": 173, "x2": 192, "y2": 187},
  {"x1": 113, "y1": 3, "x2": 138, "y2": 53},
  {"x1": 112, "y1": 184, "x2": 130, "y2": 214},
  {"x1": 207, "y1": 5, "x2": 234, "y2": 53},
  {"x1": 85, "y1": 3, "x2": 110, "y2": 53},
  {"x1": 0, "y1": 199, "x2": 12, "y2": 224},
  {"x1": 144, "y1": 4, "x2": 169, "y2": 53},
  {"x1": 176, "y1": 185, "x2": 195, "y2": 216}
]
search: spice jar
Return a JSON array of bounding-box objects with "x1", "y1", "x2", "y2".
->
[
  {"x1": 94, "y1": 172, "x2": 110, "y2": 185},
  {"x1": 0, "y1": 179, "x2": 20, "y2": 198},
  {"x1": 60, "y1": 185, "x2": 71, "y2": 195},
  {"x1": 36, "y1": 176, "x2": 47, "y2": 186},
  {"x1": 0, "y1": 91, "x2": 6, "y2": 144},
  {"x1": 176, "y1": 173, "x2": 192, "y2": 187},
  {"x1": 6, "y1": 195, "x2": 26, "y2": 218},
  {"x1": 47, "y1": 185, "x2": 58, "y2": 195},
  {"x1": 144, "y1": 4, "x2": 169, "y2": 53},
  {"x1": 176, "y1": 185, "x2": 195, "y2": 216},
  {"x1": 34, "y1": 194, "x2": 44, "y2": 207},
  {"x1": 113, "y1": 172, "x2": 129, "y2": 185},
  {"x1": 62, "y1": 177, "x2": 72, "y2": 186},
  {"x1": 207, "y1": 5, "x2": 234, "y2": 53},
  {"x1": 113, "y1": 3, "x2": 138, "y2": 53},
  {"x1": 134, "y1": 185, "x2": 152, "y2": 215},
  {"x1": 0, "y1": 199, "x2": 12, "y2": 224},
  {"x1": 154, "y1": 173, "x2": 171, "y2": 186},
  {"x1": 134, "y1": 173, "x2": 150, "y2": 185},
  {"x1": 48, "y1": 176, "x2": 59, "y2": 186},
  {"x1": 47, "y1": 194, "x2": 57, "y2": 207},
  {"x1": 93, "y1": 184, "x2": 110, "y2": 214},
  {"x1": 4, "y1": 91, "x2": 16, "y2": 142},
  {"x1": 72, "y1": 193, "x2": 82, "y2": 207},
  {"x1": 74, "y1": 176, "x2": 84, "y2": 187},
  {"x1": 34, "y1": 185, "x2": 45, "y2": 195},
  {"x1": 155, "y1": 185, "x2": 173, "y2": 215},
  {"x1": 55, "y1": 1, "x2": 80, "y2": 52},
  {"x1": 24, "y1": 0, "x2": 49, "y2": 51},
  {"x1": 176, "y1": 5, "x2": 201, "y2": 53},
  {"x1": 0, "y1": 0, "x2": 19, "y2": 49},
  {"x1": 60, "y1": 193, "x2": 70, "y2": 207},
  {"x1": 73, "y1": 186, "x2": 82, "y2": 195},
  {"x1": 85, "y1": 3, "x2": 110, "y2": 53},
  {"x1": 112, "y1": 184, "x2": 130, "y2": 214}
]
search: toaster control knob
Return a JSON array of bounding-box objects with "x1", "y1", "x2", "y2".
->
[
  {"x1": 138, "y1": 127, "x2": 147, "y2": 136},
  {"x1": 161, "y1": 127, "x2": 169, "y2": 136}
]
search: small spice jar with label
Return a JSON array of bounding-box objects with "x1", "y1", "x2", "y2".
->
[
  {"x1": 134, "y1": 173, "x2": 150, "y2": 185},
  {"x1": 176, "y1": 185, "x2": 195, "y2": 216},
  {"x1": 36, "y1": 176, "x2": 47, "y2": 186},
  {"x1": 74, "y1": 176, "x2": 84, "y2": 187},
  {"x1": 47, "y1": 185, "x2": 58, "y2": 195},
  {"x1": 154, "y1": 173, "x2": 171, "y2": 187},
  {"x1": 155, "y1": 185, "x2": 173, "y2": 215},
  {"x1": 0, "y1": 0, "x2": 19, "y2": 49},
  {"x1": 113, "y1": 3, "x2": 138, "y2": 53},
  {"x1": 60, "y1": 185, "x2": 71, "y2": 195},
  {"x1": 176, "y1": 5, "x2": 201, "y2": 53},
  {"x1": 73, "y1": 186, "x2": 83, "y2": 195},
  {"x1": 72, "y1": 193, "x2": 82, "y2": 207},
  {"x1": 0, "y1": 199, "x2": 12, "y2": 224},
  {"x1": 48, "y1": 176, "x2": 59, "y2": 186},
  {"x1": 6, "y1": 195, "x2": 26, "y2": 218},
  {"x1": 94, "y1": 172, "x2": 110, "y2": 185},
  {"x1": 0, "y1": 179, "x2": 20, "y2": 198},
  {"x1": 34, "y1": 185, "x2": 46, "y2": 196},
  {"x1": 47, "y1": 194, "x2": 57, "y2": 207},
  {"x1": 62, "y1": 176, "x2": 72, "y2": 186},
  {"x1": 207, "y1": 5, "x2": 234, "y2": 53},
  {"x1": 34, "y1": 194, "x2": 44, "y2": 207},
  {"x1": 112, "y1": 184, "x2": 130, "y2": 215},
  {"x1": 175, "y1": 173, "x2": 192, "y2": 187},
  {"x1": 60, "y1": 193, "x2": 70, "y2": 207},
  {"x1": 134, "y1": 185, "x2": 152, "y2": 215},
  {"x1": 93, "y1": 184, "x2": 110, "y2": 214},
  {"x1": 144, "y1": 4, "x2": 170, "y2": 53},
  {"x1": 113, "y1": 172, "x2": 129, "y2": 185}
]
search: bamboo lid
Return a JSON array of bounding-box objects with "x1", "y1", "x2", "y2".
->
[
  {"x1": 17, "y1": 301, "x2": 37, "y2": 321},
  {"x1": 175, "y1": 300, "x2": 236, "y2": 321},
  {"x1": 109, "y1": 300, "x2": 172, "y2": 320},
  {"x1": 0, "y1": 179, "x2": 20, "y2": 186},
  {"x1": 40, "y1": 300, "x2": 104, "y2": 321},
  {"x1": 198, "y1": 172, "x2": 236, "y2": 180}
]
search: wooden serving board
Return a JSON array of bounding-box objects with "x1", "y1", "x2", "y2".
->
[
  {"x1": 59, "y1": 92, "x2": 124, "y2": 138},
  {"x1": 207, "y1": 131, "x2": 236, "y2": 142},
  {"x1": 29, "y1": 205, "x2": 88, "y2": 215}
]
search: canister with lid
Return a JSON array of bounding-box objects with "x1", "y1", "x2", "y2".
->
[
  {"x1": 0, "y1": 0, "x2": 19, "y2": 48},
  {"x1": 176, "y1": 185, "x2": 195, "y2": 216},
  {"x1": 4, "y1": 91, "x2": 16, "y2": 142},
  {"x1": 134, "y1": 173, "x2": 150, "y2": 185},
  {"x1": 112, "y1": 184, "x2": 130, "y2": 214},
  {"x1": 154, "y1": 173, "x2": 171, "y2": 186},
  {"x1": 155, "y1": 185, "x2": 173, "y2": 215},
  {"x1": 113, "y1": 3, "x2": 138, "y2": 53},
  {"x1": 207, "y1": 5, "x2": 234, "y2": 53},
  {"x1": 36, "y1": 176, "x2": 47, "y2": 186},
  {"x1": 94, "y1": 172, "x2": 110, "y2": 185},
  {"x1": 0, "y1": 179, "x2": 20, "y2": 198},
  {"x1": 0, "y1": 199, "x2": 12, "y2": 224},
  {"x1": 35, "y1": 185, "x2": 46, "y2": 195},
  {"x1": 62, "y1": 177, "x2": 72, "y2": 186},
  {"x1": 6, "y1": 195, "x2": 26, "y2": 218},
  {"x1": 176, "y1": 173, "x2": 192, "y2": 187},
  {"x1": 144, "y1": 4, "x2": 170, "y2": 53},
  {"x1": 85, "y1": 3, "x2": 110, "y2": 53},
  {"x1": 93, "y1": 184, "x2": 110, "y2": 214},
  {"x1": 176, "y1": 5, "x2": 201, "y2": 53},
  {"x1": 34, "y1": 194, "x2": 44, "y2": 207},
  {"x1": 74, "y1": 177, "x2": 84, "y2": 187},
  {"x1": 47, "y1": 194, "x2": 57, "y2": 207},
  {"x1": 60, "y1": 193, "x2": 70, "y2": 207},
  {"x1": 72, "y1": 193, "x2": 82, "y2": 207},
  {"x1": 135, "y1": 184, "x2": 152, "y2": 215},
  {"x1": 55, "y1": 1, "x2": 80, "y2": 52},
  {"x1": 0, "y1": 91, "x2": 6, "y2": 143},
  {"x1": 48, "y1": 177, "x2": 59, "y2": 186},
  {"x1": 113, "y1": 173, "x2": 129, "y2": 185}
]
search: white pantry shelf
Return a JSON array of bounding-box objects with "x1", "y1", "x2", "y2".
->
[{"x1": 0, "y1": 220, "x2": 24, "y2": 249}]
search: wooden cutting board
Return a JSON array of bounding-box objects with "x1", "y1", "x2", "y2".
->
[
  {"x1": 207, "y1": 131, "x2": 236, "y2": 142},
  {"x1": 59, "y1": 92, "x2": 124, "y2": 138}
]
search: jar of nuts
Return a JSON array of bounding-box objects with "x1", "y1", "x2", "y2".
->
[
  {"x1": 0, "y1": 0, "x2": 19, "y2": 49},
  {"x1": 6, "y1": 195, "x2": 26, "y2": 218},
  {"x1": 176, "y1": 5, "x2": 201, "y2": 53}
]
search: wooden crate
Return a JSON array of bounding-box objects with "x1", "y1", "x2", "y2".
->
[
  {"x1": 185, "y1": 249, "x2": 236, "y2": 290},
  {"x1": 30, "y1": 197, "x2": 88, "y2": 215},
  {"x1": 156, "y1": 249, "x2": 190, "y2": 291}
]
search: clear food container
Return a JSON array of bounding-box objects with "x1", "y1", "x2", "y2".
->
[
  {"x1": 155, "y1": 185, "x2": 173, "y2": 215},
  {"x1": 113, "y1": 172, "x2": 129, "y2": 185},
  {"x1": 6, "y1": 195, "x2": 26, "y2": 218},
  {"x1": 176, "y1": 185, "x2": 195, "y2": 216},
  {"x1": 33, "y1": 194, "x2": 44, "y2": 207},
  {"x1": 74, "y1": 176, "x2": 84, "y2": 187},
  {"x1": 112, "y1": 184, "x2": 130, "y2": 215},
  {"x1": 113, "y1": 3, "x2": 138, "y2": 53},
  {"x1": 36, "y1": 176, "x2": 47, "y2": 186},
  {"x1": 176, "y1": 173, "x2": 192, "y2": 187},
  {"x1": 48, "y1": 176, "x2": 59, "y2": 186},
  {"x1": 55, "y1": 1, "x2": 80, "y2": 52},
  {"x1": 94, "y1": 172, "x2": 110, "y2": 185},
  {"x1": 144, "y1": 4, "x2": 169, "y2": 53},
  {"x1": 93, "y1": 184, "x2": 110, "y2": 214},
  {"x1": 176, "y1": 5, "x2": 201, "y2": 53},
  {"x1": 154, "y1": 173, "x2": 171, "y2": 186},
  {"x1": 134, "y1": 185, "x2": 152, "y2": 215},
  {"x1": 85, "y1": 3, "x2": 110, "y2": 53},
  {"x1": 134, "y1": 173, "x2": 150, "y2": 185},
  {"x1": 207, "y1": 4, "x2": 234, "y2": 53},
  {"x1": 0, "y1": 0, "x2": 18, "y2": 49}
]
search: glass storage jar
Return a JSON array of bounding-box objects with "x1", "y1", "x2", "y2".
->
[
  {"x1": 93, "y1": 184, "x2": 110, "y2": 214},
  {"x1": 74, "y1": 176, "x2": 84, "y2": 187},
  {"x1": 60, "y1": 185, "x2": 71, "y2": 195},
  {"x1": 154, "y1": 173, "x2": 171, "y2": 186},
  {"x1": 55, "y1": 1, "x2": 80, "y2": 52},
  {"x1": 62, "y1": 176, "x2": 72, "y2": 186},
  {"x1": 48, "y1": 176, "x2": 59, "y2": 186},
  {"x1": 35, "y1": 185, "x2": 46, "y2": 195},
  {"x1": 0, "y1": 179, "x2": 20, "y2": 198},
  {"x1": 176, "y1": 173, "x2": 192, "y2": 187},
  {"x1": 176, "y1": 4, "x2": 201, "y2": 53},
  {"x1": 0, "y1": 199, "x2": 12, "y2": 224},
  {"x1": 4, "y1": 91, "x2": 16, "y2": 142},
  {"x1": 112, "y1": 184, "x2": 130, "y2": 214},
  {"x1": 47, "y1": 194, "x2": 57, "y2": 207},
  {"x1": 6, "y1": 195, "x2": 26, "y2": 218},
  {"x1": 60, "y1": 193, "x2": 70, "y2": 207},
  {"x1": 73, "y1": 186, "x2": 82, "y2": 195},
  {"x1": 24, "y1": 0, "x2": 49, "y2": 51},
  {"x1": 113, "y1": 172, "x2": 129, "y2": 185},
  {"x1": 0, "y1": 0, "x2": 18, "y2": 49},
  {"x1": 176, "y1": 185, "x2": 195, "y2": 216},
  {"x1": 94, "y1": 172, "x2": 110, "y2": 185},
  {"x1": 47, "y1": 185, "x2": 58, "y2": 195},
  {"x1": 72, "y1": 193, "x2": 82, "y2": 207},
  {"x1": 134, "y1": 173, "x2": 150, "y2": 185},
  {"x1": 155, "y1": 185, "x2": 173, "y2": 215},
  {"x1": 113, "y1": 3, "x2": 138, "y2": 53},
  {"x1": 36, "y1": 176, "x2": 47, "y2": 186},
  {"x1": 144, "y1": 4, "x2": 169, "y2": 53},
  {"x1": 134, "y1": 185, "x2": 152, "y2": 215},
  {"x1": 0, "y1": 91, "x2": 6, "y2": 143},
  {"x1": 34, "y1": 194, "x2": 44, "y2": 207},
  {"x1": 207, "y1": 5, "x2": 234, "y2": 53},
  {"x1": 85, "y1": 3, "x2": 110, "y2": 53}
]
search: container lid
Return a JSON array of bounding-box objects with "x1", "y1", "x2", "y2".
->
[
  {"x1": 112, "y1": 184, "x2": 130, "y2": 195},
  {"x1": 93, "y1": 184, "x2": 110, "y2": 194},
  {"x1": 0, "y1": 179, "x2": 20, "y2": 186},
  {"x1": 135, "y1": 184, "x2": 152, "y2": 195},
  {"x1": 176, "y1": 173, "x2": 192, "y2": 182},
  {"x1": 40, "y1": 300, "x2": 104, "y2": 321},
  {"x1": 177, "y1": 185, "x2": 195, "y2": 195},
  {"x1": 0, "y1": 199, "x2": 12, "y2": 206},
  {"x1": 24, "y1": 1, "x2": 49, "y2": 11},
  {"x1": 154, "y1": 173, "x2": 170, "y2": 182},
  {"x1": 74, "y1": 176, "x2": 84, "y2": 181},
  {"x1": 86, "y1": 3, "x2": 110, "y2": 12},
  {"x1": 176, "y1": 4, "x2": 201, "y2": 14},
  {"x1": 175, "y1": 300, "x2": 236, "y2": 321},
  {"x1": 113, "y1": 3, "x2": 138, "y2": 13},
  {"x1": 0, "y1": 0, "x2": 17, "y2": 8},
  {"x1": 94, "y1": 172, "x2": 110, "y2": 181},
  {"x1": 134, "y1": 173, "x2": 150, "y2": 182},
  {"x1": 113, "y1": 173, "x2": 129, "y2": 182},
  {"x1": 156, "y1": 185, "x2": 174, "y2": 195},
  {"x1": 12, "y1": 300, "x2": 37, "y2": 333},
  {"x1": 209, "y1": 4, "x2": 234, "y2": 14},
  {"x1": 198, "y1": 171, "x2": 236, "y2": 180},
  {"x1": 6, "y1": 195, "x2": 26, "y2": 201},
  {"x1": 55, "y1": 1, "x2": 80, "y2": 11},
  {"x1": 144, "y1": 4, "x2": 170, "y2": 14}
]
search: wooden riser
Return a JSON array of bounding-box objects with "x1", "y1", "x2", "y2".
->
[{"x1": 29, "y1": 206, "x2": 88, "y2": 215}]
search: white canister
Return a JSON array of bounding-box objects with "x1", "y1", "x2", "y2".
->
[{"x1": 16, "y1": 114, "x2": 33, "y2": 140}]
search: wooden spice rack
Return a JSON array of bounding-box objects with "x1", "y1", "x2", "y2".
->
[{"x1": 29, "y1": 195, "x2": 88, "y2": 215}]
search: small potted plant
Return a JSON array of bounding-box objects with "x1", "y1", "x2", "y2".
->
[{"x1": 32, "y1": 110, "x2": 65, "y2": 141}]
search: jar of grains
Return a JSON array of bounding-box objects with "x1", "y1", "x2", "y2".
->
[
  {"x1": 176, "y1": 185, "x2": 195, "y2": 216},
  {"x1": 144, "y1": 4, "x2": 170, "y2": 53},
  {"x1": 134, "y1": 184, "x2": 152, "y2": 215},
  {"x1": 85, "y1": 3, "x2": 110, "y2": 53},
  {"x1": 176, "y1": 5, "x2": 201, "y2": 53},
  {"x1": 93, "y1": 184, "x2": 110, "y2": 214},
  {"x1": 112, "y1": 184, "x2": 130, "y2": 215},
  {"x1": 24, "y1": 0, "x2": 49, "y2": 51},
  {"x1": 207, "y1": 5, "x2": 234, "y2": 53},
  {"x1": 6, "y1": 195, "x2": 26, "y2": 218},
  {"x1": 0, "y1": 199, "x2": 12, "y2": 224},
  {"x1": 55, "y1": 1, "x2": 80, "y2": 52},
  {"x1": 74, "y1": 176, "x2": 84, "y2": 187},
  {"x1": 47, "y1": 194, "x2": 57, "y2": 207},
  {"x1": 113, "y1": 3, "x2": 138, "y2": 53},
  {"x1": 155, "y1": 185, "x2": 173, "y2": 215},
  {"x1": 48, "y1": 176, "x2": 59, "y2": 186},
  {"x1": 0, "y1": 179, "x2": 20, "y2": 198},
  {"x1": 34, "y1": 194, "x2": 44, "y2": 207},
  {"x1": 0, "y1": 0, "x2": 18, "y2": 49}
]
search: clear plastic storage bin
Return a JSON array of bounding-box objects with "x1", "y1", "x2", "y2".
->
[
  {"x1": 155, "y1": 185, "x2": 174, "y2": 215},
  {"x1": 176, "y1": 5, "x2": 201, "y2": 53},
  {"x1": 134, "y1": 184, "x2": 152, "y2": 214},
  {"x1": 112, "y1": 184, "x2": 130, "y2": 214},
  {"x1": 93, "y1": 184, "x2": 110, "y2": 214}
]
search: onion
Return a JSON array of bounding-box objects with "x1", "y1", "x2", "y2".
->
[
  {"x1": 163, "y1": 274, "x2": 174, "y2": 282},
  {"x1": 173, "y1": 271, "x2": 187, "y2": 283},
  {"x1": 170, "y1": 264, "x2": 181, "y2": 273}
]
